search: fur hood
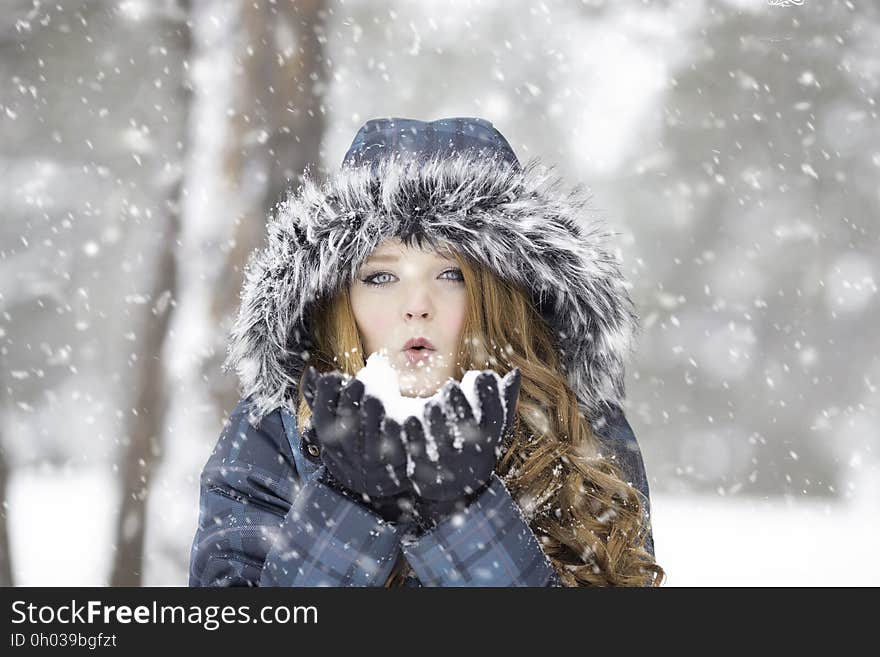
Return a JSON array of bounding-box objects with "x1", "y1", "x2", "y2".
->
[{"x1": 223, "y1": 150, "x2": 640, "y2": 427}]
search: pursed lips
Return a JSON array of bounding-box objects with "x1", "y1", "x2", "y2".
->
[{"x1": 403, "y1": 337, "x2": 436, "y2": 351}]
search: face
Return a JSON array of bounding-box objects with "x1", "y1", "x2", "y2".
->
[{"x1": 349, "y1": 237, "x2": 468, "y2": 397}]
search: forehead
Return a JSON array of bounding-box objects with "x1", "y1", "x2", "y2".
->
[{"x1": 366, "y1": 239, "x2": 455, "y2": 262}]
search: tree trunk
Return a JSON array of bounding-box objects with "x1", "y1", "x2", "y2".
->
[
  {"x1": 109, "y1": 4, "x2": 193, "y2": 586},
  {"x1": 203, "y1": 0, "x2": 329, "y2": 419}
]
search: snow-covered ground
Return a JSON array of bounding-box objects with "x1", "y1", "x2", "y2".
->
[
  {"x1": 651, "y1": 480, "x2": 880, "y2": 586},
  {"x1": 7, "y1": 462, "x2": 879, "y2": 586},
  {"x1": 7, "y1": 464, "x2": 119, "y2": 587}
]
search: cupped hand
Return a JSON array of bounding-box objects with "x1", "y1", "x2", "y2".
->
[
  {"x1": 401, "y1": 367, "x2": 522, "y2": 529},
  {"x1": 301, "y1": 366, "x2": 415, "y2": 523}
]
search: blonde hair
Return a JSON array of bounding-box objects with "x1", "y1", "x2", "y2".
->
[{"x1": 297, "y1": 242, "x2": 666, "y2": 587}]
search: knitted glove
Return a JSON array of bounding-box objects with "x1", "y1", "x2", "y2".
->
[
  {"x1": 301, "y1": 365, "x2": 416, "y2": 524},
  {"x1": 401, "y1": 367, "x2": 521, "y2": 532}
]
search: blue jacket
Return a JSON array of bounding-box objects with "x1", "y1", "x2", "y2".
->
[{"x1": 188, "y1": 397, "x2": 654, "y2": 587}]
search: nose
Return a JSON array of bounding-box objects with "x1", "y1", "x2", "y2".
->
[{"x1": 403, "y1": 284, "x2": 433, "y2": 320}]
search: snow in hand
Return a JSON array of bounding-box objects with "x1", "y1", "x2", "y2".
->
[{"x1": 353, "y1": 351, "x2": 508, "y2": 428}]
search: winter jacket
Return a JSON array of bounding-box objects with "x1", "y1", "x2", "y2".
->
[
  {"x1": 188, "y1": 116, "x2": 656, "y2": 587},
  {"x1": 188, "y1": 395, "x2": 654, "y2": 587}
]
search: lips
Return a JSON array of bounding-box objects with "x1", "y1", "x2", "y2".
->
[
  {"x1": 403, "y1": 337, "x2": 436, "y2": 351},
  {"x1": 403, "y1": 337, "x2": 436, "y2": 366}
]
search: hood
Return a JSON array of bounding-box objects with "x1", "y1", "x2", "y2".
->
[{"x1": 223, "y1": 147, "x2": 640, "y2": 428}]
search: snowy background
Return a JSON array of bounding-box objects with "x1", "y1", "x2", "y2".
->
[{"x1": 1, "y1": 0, "x2": 878, "y2": 586}]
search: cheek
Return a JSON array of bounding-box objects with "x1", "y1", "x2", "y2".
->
[
  {"x1": 350, "y1": 293, "x2": 393, "y2": 350},
  {"x1": 440, "y1": 293, "x2": 468, "y2": 344}
]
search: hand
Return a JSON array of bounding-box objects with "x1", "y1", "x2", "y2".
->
[
  {"x1": 301, "y1": 365, "x2": 416, "y2": 524},
  {"x1": 401, "y1": 367, "x2": 522, "y2": 531}
]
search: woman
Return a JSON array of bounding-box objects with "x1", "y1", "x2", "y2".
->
[{"x1": 188, "y1": 116, "x2": 666, "y2": 587}]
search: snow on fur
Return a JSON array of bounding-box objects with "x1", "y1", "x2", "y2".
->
[{"x1": 222, "y1": 149, "x2": 640, "y2": 428}]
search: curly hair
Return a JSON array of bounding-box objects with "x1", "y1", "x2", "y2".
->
[{"x1": 296, "y1": 240, "x2": 665, "y2": 587}]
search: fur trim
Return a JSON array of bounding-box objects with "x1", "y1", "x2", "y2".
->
[{"x1": 223, "y1": 150, "x2": 640, "y2": 427}]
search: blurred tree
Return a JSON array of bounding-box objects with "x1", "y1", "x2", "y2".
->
[
  {"x1": 109, "y1": 0, "x2": 330, "y2": 585},
  {"x1": 203, "y1": 0, "x2": 329, "y2": 419},
  {"x1": 1, "y1": 0, "x2": 192, "y2": 584},
  {"x1": 109, "y1": 0, "x2": 192, "y2": 586}
]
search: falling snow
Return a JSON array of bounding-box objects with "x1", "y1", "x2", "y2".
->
[{"x1": 2, "y1": 0, "x2": 878, "y2": 586}]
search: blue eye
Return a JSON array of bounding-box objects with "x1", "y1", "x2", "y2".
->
[
  {"x1": 361, "y1": 268, "x2": 464, "y2": 288},
  {"x1": 363, "y1": 272, "x2": 395, "y2": 287}
]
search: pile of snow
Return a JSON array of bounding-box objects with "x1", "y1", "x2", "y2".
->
[{"x1": 353, "y1": 351, "x2": 508, "y2": 426}]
